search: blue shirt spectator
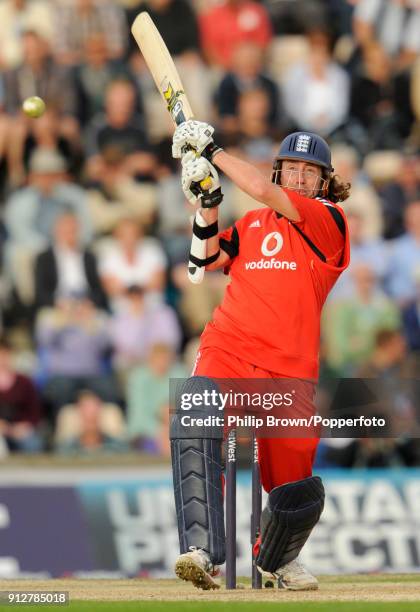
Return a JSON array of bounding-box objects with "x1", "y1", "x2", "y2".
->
[
  {"x1": 385, "y1": 201, "x2": 420, "y2": 305},
  {"x1": 330, "y1": 210, "x2": 388, "y2": 300}
]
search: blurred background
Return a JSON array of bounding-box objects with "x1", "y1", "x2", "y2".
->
[{"x1": 0, "y1": 0, "x2": 419, "y2": 579}]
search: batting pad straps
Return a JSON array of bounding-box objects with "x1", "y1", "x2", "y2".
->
[
  {"x1": 189, "y1": 250, "x2": 220, "y2": 267},
  {"x1": 193, "y1": 219, "x2": 218, "y2": 240}
]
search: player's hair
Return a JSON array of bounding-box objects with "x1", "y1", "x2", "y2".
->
[{"x1": 326, "y1": 173, "x2": 351, "y2": 203}]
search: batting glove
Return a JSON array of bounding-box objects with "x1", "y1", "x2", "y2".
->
[
  {"x1": 173, "y1": 120, "x2": 219, "y2": 159},
  {"x1": 181, "y1": 151, "x2": 222, "y2": 206}
]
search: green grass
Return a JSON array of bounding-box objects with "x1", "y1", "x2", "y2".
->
[{"x1": 2, "y1": 604, "x2": 419, "y2": 612}]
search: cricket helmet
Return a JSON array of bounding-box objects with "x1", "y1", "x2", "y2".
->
[{"x1": 275, "y1": 132, "x2": 333, "y2": 172}]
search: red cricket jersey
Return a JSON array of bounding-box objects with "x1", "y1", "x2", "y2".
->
[{"x1": 200, "y1": 189, "x2": 350, "y2": 379}]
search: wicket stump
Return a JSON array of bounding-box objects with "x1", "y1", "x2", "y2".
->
[{"x1": 225, "y1": 430, "x2": 262, "y2": 589}]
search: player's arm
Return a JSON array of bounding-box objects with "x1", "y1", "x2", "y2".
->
[
  {"x1": 200, "y1": 207, "x2": 231, "y2": 271},
  {"x1": 212, "y1": 150, "x2": 300, "y2": 221},
  {"x1": 173, "y1": 120, "x2": 300, "y2": 222},
  {"x1": 180, "y1": 151, "x2": 232, "y2": 273}
]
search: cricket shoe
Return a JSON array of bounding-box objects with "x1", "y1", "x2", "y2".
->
[
  {"x1": 259, "y1": 558, "x2": 318, "y2": 591},
  {"x1": 175, "y1": 547, "x2": 221, "y2": 590}
]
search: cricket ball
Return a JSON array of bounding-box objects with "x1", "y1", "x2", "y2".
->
[{"x1": 22, "y1": 96, "x2": 46, "y2": 119}]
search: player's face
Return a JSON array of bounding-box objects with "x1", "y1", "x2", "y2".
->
[{"x1": 280, "y1": 160, "x2": 323, "y2": 198}]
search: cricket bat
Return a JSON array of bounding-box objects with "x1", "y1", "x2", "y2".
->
[{"x1": 131, "y1": 11, "x2": 211, "y2": 284}]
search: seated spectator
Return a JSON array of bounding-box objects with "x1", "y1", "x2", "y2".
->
[
  {"x1": 223, "y1": 88, "x2": 279, "y2": 219},
  {"x1": 99, "y1": 217, "x2": 167, "y2": 306},
  {"x1": 269, "y1": 0, "x2": 330, "y2": 36},
  {"x1": 34, "y1": 212, "x2": 108, "y2": 312},
  {"x1": 110, "y1": 285, "x2": 181, "y2": 374},
  {"x1": 55, "y1": 390, "x2": 128, "y2": 455},
  {"x1": 379, "y1": 154, "x2": 420, "y2": 240},
  {"x1": 22, "y1": 106, "x2": 83, "y2": 179},
  {"x1": 199, "y1": 0, "x2": 273, "y2": 70},
  {"x1": 330, "y1": 209, "x2": 388, "y2": 300},
  {"x1": 36, "y1": 297, "x2": 118, "y2": 414},
  {"x1": 53, "y1": 0, "x2": 127, "y2": 66},
  {"x1": 358, "y1": 328, "x2": 411, "y2": 378},
  {"x1": 385, "y1": 200, "x2": 420, "y2": 306},
  {"x1": 155, "y1": 172, "x2": 193, "y2": 267},
  {"x1": 73, "y1": 32, "x2": 139, "y2": 128},
  {"x1": 356, "y1": 329, "x2": 418, "y2": 466},
  {"x1": 86, "y1": 145, "x2": 157, "y2": 235},
  {"x1": 55, "y1": 395, "x2": 125, "y2": 446},
  {"x1": 330, "y1": 144, "x2": 383, "y2": 240},
  {"x1": 0, "y1": 0, "x2": 54, "y2": 69},
  {"x1": 226, "y1": 88, "x2": 279, "y2": 160},
  {"x1": 126, "y1": 343, "x2": 187, "y2": 456},
  {"x1": 402, "y1": 272, "x2": 420, "y2": 353},
  {"x1": 172, "y1": 263, "x2": 229, "y2": 338},
  {"x1": 85, "y1": 79, "x2": 157, "y2": 184},
  {"x1": 323, "y1": 264, "x2": 401, "y2": 374},
  {"x1": 282, "y1": 29, "x2": 349, "y2": 137},
  {"x1": 4, "y1": 148, "x2": 92, "y2": 304},
  {"x1": 2, "y1": 30, "x2": 78, "y2": 185},
  {"x1": 127, "y1": 0, "x2": 200, "y2": 60},
  {"x1": 411, "y1": 57, "x2": 420, "y2": 149},
  {"x1": 215, "y1": 41, "x2": 280, "y2": 135},
  {"x1": 349, "y1": 42, "x2": 414, "y2": 152},
  {"x1": 353, "y1": 0, "x2": 420, "y2": 69},
  {"x1": 0, "y1": 337, "x2": 44, "y2": 453}
]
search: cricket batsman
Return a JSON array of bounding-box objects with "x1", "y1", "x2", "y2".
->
[{"x1": 170, "y1": 124, "x2": 350, "y2": 590}]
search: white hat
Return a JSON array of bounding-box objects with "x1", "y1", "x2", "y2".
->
[{"x1": 29, "y1": 148, "x2": 67, "y2": 174}]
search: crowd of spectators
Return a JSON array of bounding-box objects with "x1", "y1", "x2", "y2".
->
[{"x1": 0, "y1": 0, "x2": 419, "y2": 466}]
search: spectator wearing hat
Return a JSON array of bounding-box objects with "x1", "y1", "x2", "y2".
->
[
  {"x1": 22, "y1": 106, "x2": 83, "y2": 179},
  {"x1": 4, "y1": 147, "x2": 92, "y2": 305}
]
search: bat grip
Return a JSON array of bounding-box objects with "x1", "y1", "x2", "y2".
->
[{"x1": 199, "y1": 176, "x2": 212, "y2": 191}]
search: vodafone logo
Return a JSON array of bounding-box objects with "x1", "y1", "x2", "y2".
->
[
  {"x1": 261, "y1": 232, "x2": 283, "y2": 256},
  {"x1": 244, "y1": 230, "x2": 298, "y2": 271}
]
